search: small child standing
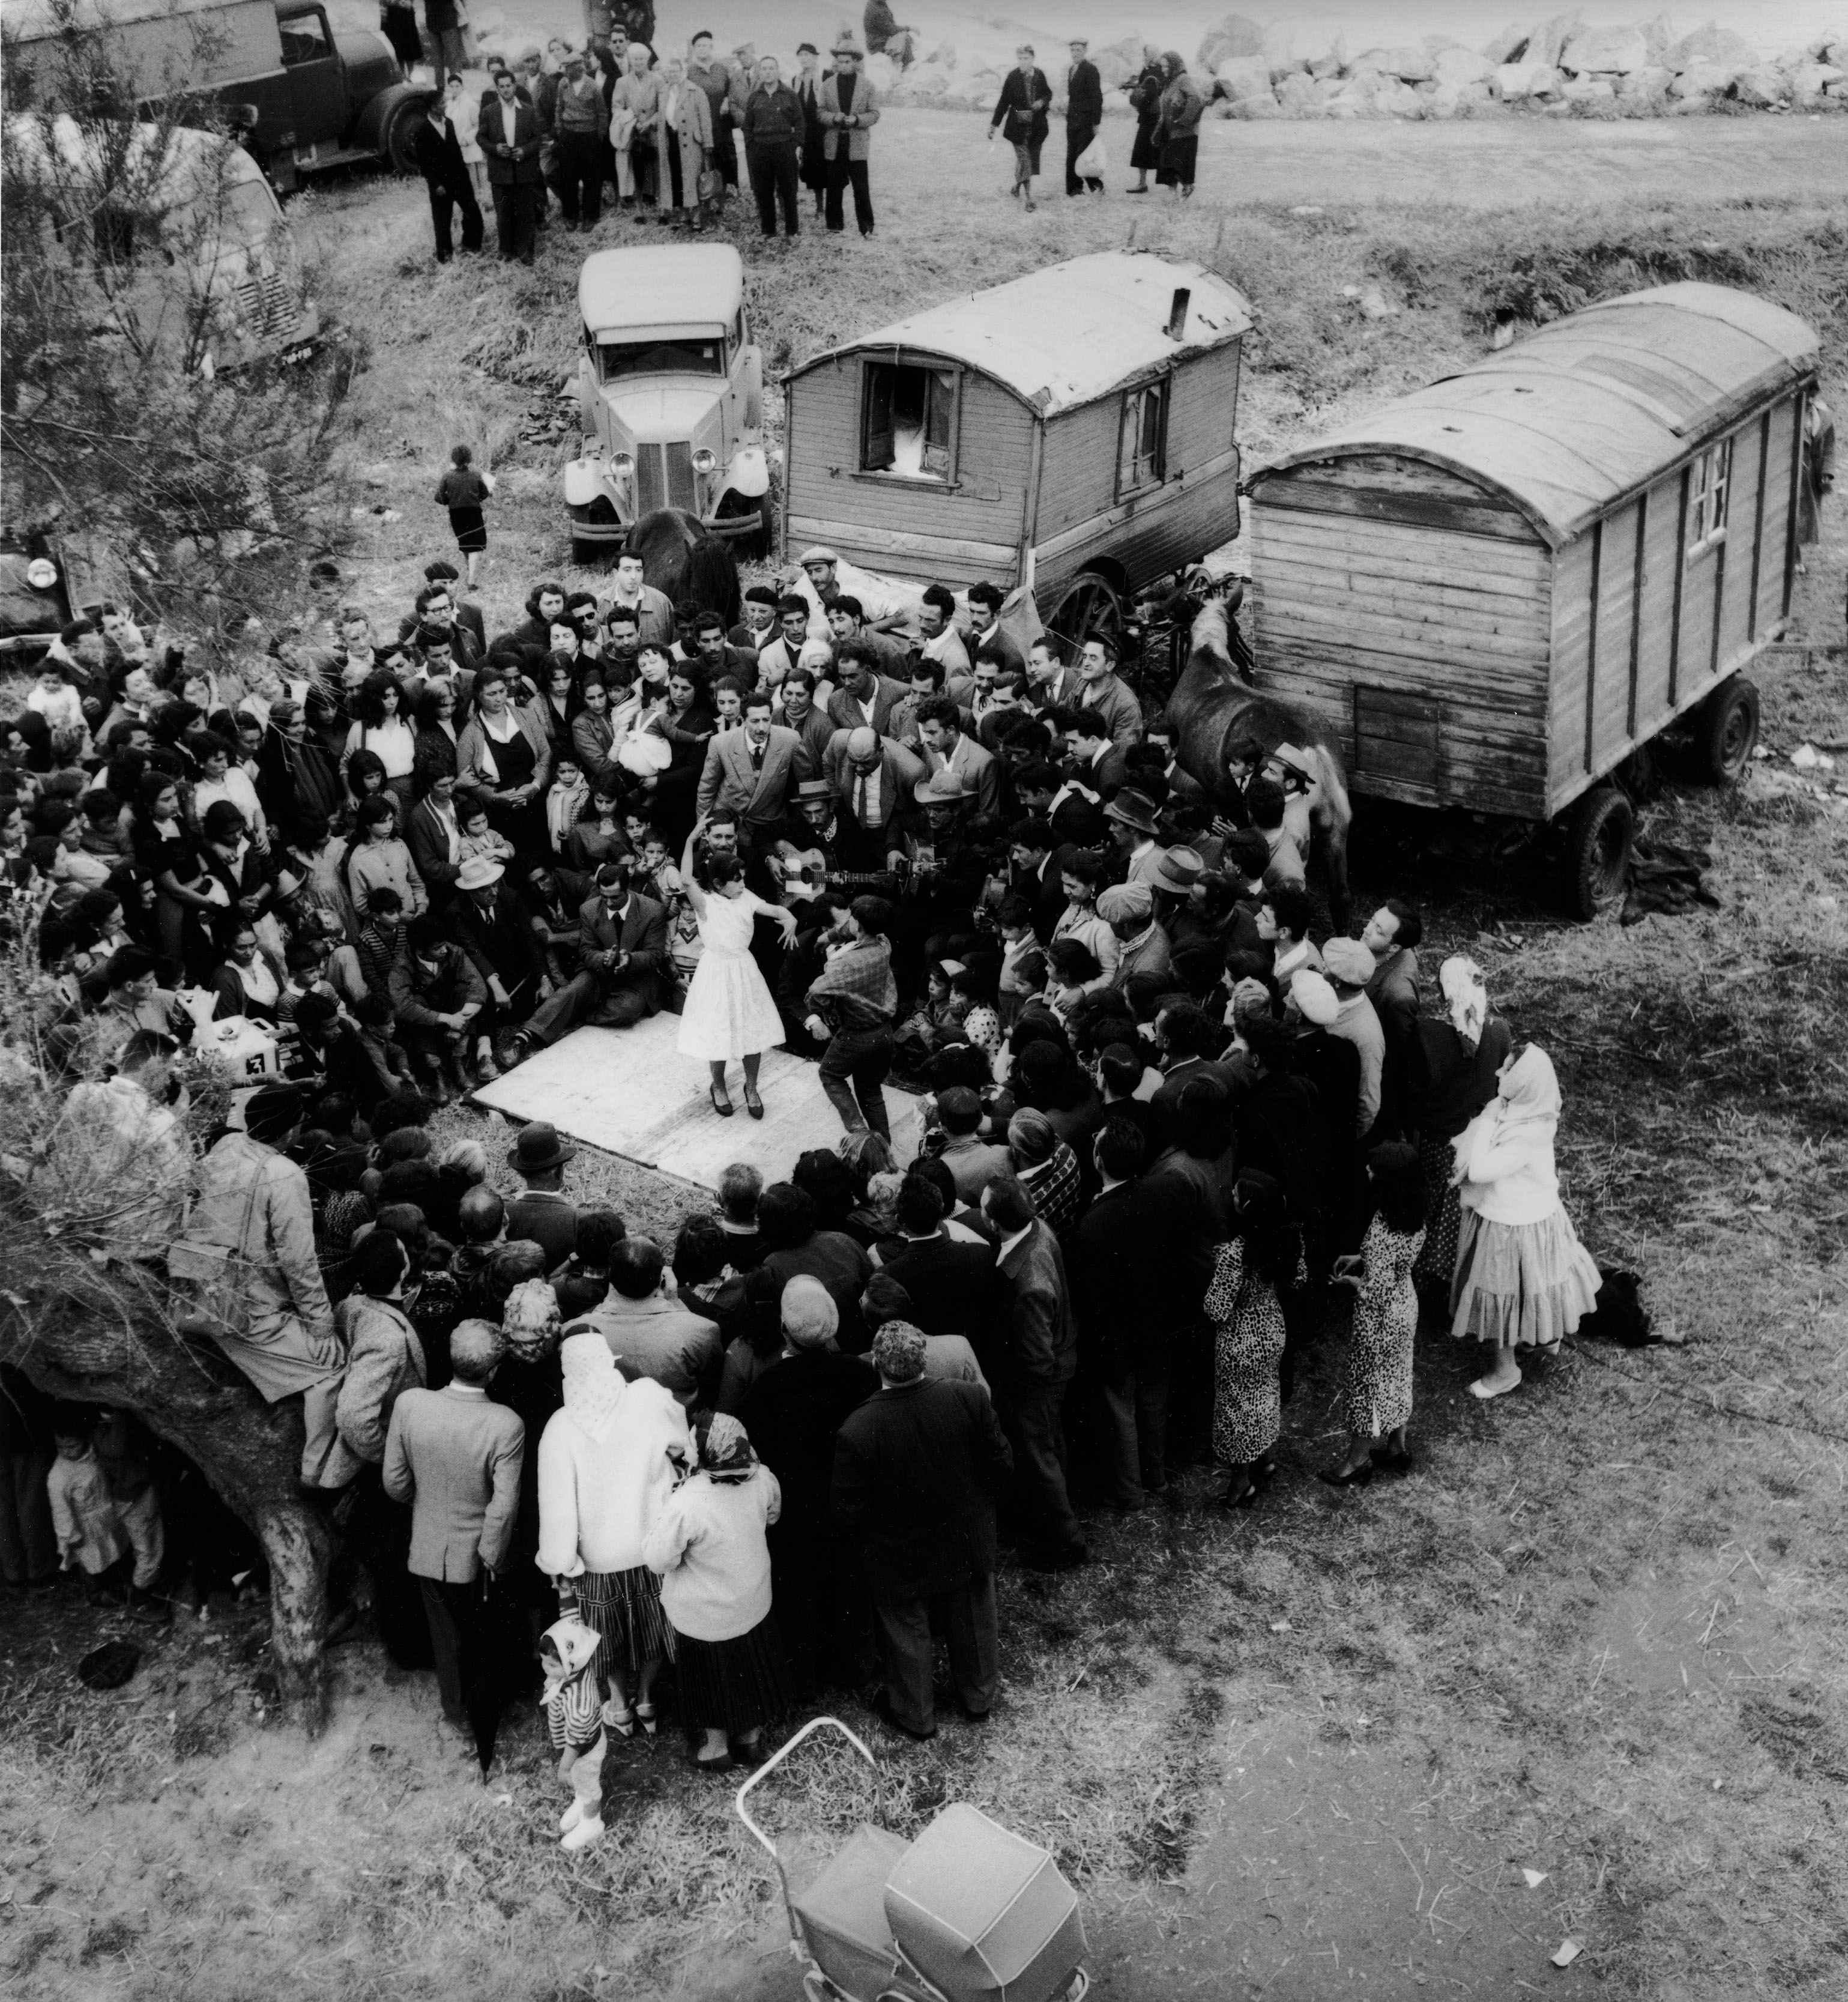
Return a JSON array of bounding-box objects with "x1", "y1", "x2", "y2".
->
[
  {"x1": 539, "y1": 1616, "x2": 609, "y2": 1851},
  {"x1": 46, "y1": 1411, "x2": 165, "y2": 1620},
  {"x1": 433, "y1": 444, "x2": 495, "y2": 588}
]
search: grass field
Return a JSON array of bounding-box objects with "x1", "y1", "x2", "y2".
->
[{"x1": 4, "y1": 110, "x2": 1847, "y2": 2002}]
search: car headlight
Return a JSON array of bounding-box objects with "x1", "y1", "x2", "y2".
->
[
  {"x1": 691, "y1": 449, "x2": 717, "y2": 476},
  {"x1": 611, "y1": 452, "x2": 633, "y2": 479},
  {"x1": 26, "y1": 558, "x2": 58, "y2": 590}
]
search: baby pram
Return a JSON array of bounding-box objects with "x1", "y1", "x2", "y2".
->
[{"x1": 737, "y1": 1717, "x2": 1089, "y2": 2002}]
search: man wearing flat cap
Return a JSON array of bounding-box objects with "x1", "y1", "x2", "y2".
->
[
  {"x1": 1063, "y1": 37, "x2": 1104, "y2": 197},
  {"x1": 1320, "y1": 937, "x2": 1386, "y2": 1138},
  {"x1": 833, "y1": 1320, "x2": 1012, "y2": 1738},
  {"x1": 191, "y1": 1081, "x2": 346, "y2": 1483},
  {"x1": 1097, "y1": 880, "x2": 1172, "y2": 993},
  {"x1": 818, "y1": 39, "x2": 880, "y2": 238},
  {"x1": 738, "y1": 1280, "x2": 878, "y2": 1698}
]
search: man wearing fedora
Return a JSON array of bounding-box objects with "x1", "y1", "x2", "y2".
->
[
  {"x1": 453, "y1": 855, "x2": 553, "y2": 1033},
  {"x1": 1104, "y1": 788, "x2": 1168, "y2": 888},
  {"x1": 513, "y1": 859, "x2": 674, "y2": 1054},
  {"x1": 506, "y1": 1122, "x2": 579, "y2": 1270},
  {"x1": 915, "y1": 697, "x2": 999, "y2": 819},
  {"x1": 818, "y1": 39, "x2": 879, "y2": 238}
]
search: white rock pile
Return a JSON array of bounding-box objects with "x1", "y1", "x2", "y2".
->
[{"x1": 872, "y1": 13, "x2": 1848, "y2": 119}]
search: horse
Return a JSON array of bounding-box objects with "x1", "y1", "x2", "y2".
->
[
  {"x1": 1164, "y1": 594, "x2": 1354, "y2": 930},
  {"x1": 622, "y1": 508, "x2": 741, "y2": 629}
]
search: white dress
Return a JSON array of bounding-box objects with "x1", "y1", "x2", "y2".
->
[{"x1": 675, "y1": 889, "x2": 785, "y2": 1060}]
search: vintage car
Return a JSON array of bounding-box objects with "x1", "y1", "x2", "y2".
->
[
  {"x1": 781, "y1": 251, "x2": 1253, "y2": 650},
  {"x1": 4, "y1": 0, "x2": 430, "y2": 190},
  {"x1": 563, "y1": 244, "x2": 775, "y2": 558},
  {"x1": 1245, "y1": 282, "x2": 1820, "y2": 915},
  {"x1": 9, "y1": 115, "x2": 321, "y2": 372},
  {"x1": 0, "y1": 533, "x2": 81, "y2": 664}
]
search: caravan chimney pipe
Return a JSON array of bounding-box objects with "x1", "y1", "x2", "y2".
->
[{"x1": 1166, "y1": 288, "x2": 1191, "y2": 340}]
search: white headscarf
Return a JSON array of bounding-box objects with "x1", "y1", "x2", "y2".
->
[
  {"x1": 560, "y1": 1331, "x2": 624, "y2": 1444},
  {"x1": 1439, "y1": 954, "x2": 1489, "y2": 1051}
]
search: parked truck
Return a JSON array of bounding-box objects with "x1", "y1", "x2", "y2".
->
[{"x1": 3, "y1": 0, "x2": 430, "y2": 190}]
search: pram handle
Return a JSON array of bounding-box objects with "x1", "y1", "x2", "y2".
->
[{"x1": 735, "y1": 1714, "x2": 881, "y2": 1955}]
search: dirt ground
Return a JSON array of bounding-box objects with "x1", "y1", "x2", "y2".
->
[{"x1": 5, "y1": 109, "x2": 1848, "y2": 2002}]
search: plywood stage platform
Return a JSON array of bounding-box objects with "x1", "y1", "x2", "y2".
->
[{"x1": 471, "y1": 1015, "x2": 920, "y2": 1191}]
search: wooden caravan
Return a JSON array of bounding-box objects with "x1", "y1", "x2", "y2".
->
[
  {"x1": 1246, "y1": 282, "x2": 1819, "y2": 912},
  {"x1": 782, "y1": 252, "x2": 1252, "y2": 640}
]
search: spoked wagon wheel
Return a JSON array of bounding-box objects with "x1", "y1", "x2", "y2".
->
[
  {"x1": 1043, "y1": 569, "x2": 1127, "y2": 661},
  {"x1": 1561, "y1": 785, "x2": 1634, "y2": 921}
]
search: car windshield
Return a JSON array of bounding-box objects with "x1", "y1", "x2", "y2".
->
[{"x1": 594, "y1": 336, "x2": 724, "y2": 380}]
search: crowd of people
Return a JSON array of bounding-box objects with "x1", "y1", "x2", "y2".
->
[
  {"x1": 409, "y1": 13, "x2": 894, "y2": 256},
  {"x1": 402, "y1": 8, "x2": 1215, "y2": 262},
  {"x1": 2, "y1": 531, "x2": 1610, "y2": 1821}
]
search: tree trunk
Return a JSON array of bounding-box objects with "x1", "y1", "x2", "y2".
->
[{"x1": 1, "y1": 1295, "x2": 336, "y2": 1733}]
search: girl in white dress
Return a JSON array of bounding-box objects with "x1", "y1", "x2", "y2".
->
[{"x1": 675, "y1": 819, "x2": 796, "y2": 1119}]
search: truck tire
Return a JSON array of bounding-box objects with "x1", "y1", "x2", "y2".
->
[
  {"x1": 1695, "y1": 674, "x2": 1760, "y2": 785},
  {"x1": 1562, "y1": 786, "x2": 1633, "y2": 921},
  {"x1": 381, "y1": 94, "x2": 426, "y2": 174}
]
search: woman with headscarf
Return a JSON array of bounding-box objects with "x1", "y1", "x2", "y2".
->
[
  {"x1": 642, "y1": 1411, "x2": 788, "y2": 1771},
  {"x1": 1449, "y1": 1044, "x2": 1601, "y2": 1400},
  {"x1": 1126, "y1": 42, "x2": 1165, "y2": 193},
  {"x1": 537, "y1": 1330, "x2": 690, "y2": 1738},
  {"x1": 1204, "y1": 1169, "x2": 1305, "y2": 1509},
  {"x1": 1407, "y1": 956, "x2": 1513, "y2": 1299},
  {"x1": 1153, "y1": 50, "x2": 1207, "y2": 201}
]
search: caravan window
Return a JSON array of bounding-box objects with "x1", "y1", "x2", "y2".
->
[
  {"x1": 1685, "y1": 438, "x2": 1731, "y2": 560},
  {"x1": 861, "y1": 360, "x2": 959, "y2": 481},
  {"x1": 1118, "y1": 378, "x2": 1170, "y2": 497}
]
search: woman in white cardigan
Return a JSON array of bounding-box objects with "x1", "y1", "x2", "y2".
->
[
  {"x1": 537, "y1": 1333, "x2": 690, "y2": 1737},
  {"x1": 1448, "y1": 1042, "x2": 1601, "y2": 1401},
  {"x1": 642, "y1": 1412, "x2": 787, "y2": 1773}
]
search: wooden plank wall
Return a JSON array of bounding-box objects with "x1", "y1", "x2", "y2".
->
[
  {"x1": 1031, "y1": 344, "x2": 1242, "y2": 594},
  {"x1": 784, "y1": 358, "x2": 1031, "y2": 586},
  {"x1": 1545, "y1": 393, "x2": 1799, "y2": 815},
  {"x1": 1249, "y1": 475, "x2": 1553, "y2": 820}
]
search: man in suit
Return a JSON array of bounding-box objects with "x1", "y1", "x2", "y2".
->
[
  {"x1": 478, "y1": 68, "x2": 544, "y2": 265},
  {"x1": 1064, "y1": 1119, "x2": 1165, "y2": 1507},
  {"x1": 515, "y1": 859, "x2": 673, "y2": 1049},
  {"x1": 1063, "y1": 37, "x2": 1104, "y2": 196},
  {"x1": 411, "y1": 91, "x2": 485, "y2": 262},
  {"x1": 832, "y1": 1319, "x2": 1012, "y2": 1738},
  {"x1": 917, "y1": 585, "x2": 972, "y2": 694},
  {"x1": 382, "y1": 1317, "x2": 525, "y2": 1756},
  {"x1": 823, "y1": 725, "x2": 922, "y2": 869},
  {"x1": 1022, "y1": 635, "x2": 1081, "y2": 715},
  {"x1": 982, "y1": 1175, "x2": 1086, "y2": 1571},
  {"x1": 826, "y1": 642, "x2": 907, "y2": 737},
  {"x1": 877, "y1": 1173, "x2": 1000, "y2": 1353},
  {"x1": 1060, "y1": 706, "x2": 1129, "y2": 799},
  {"x1": 696, "y1": 689, "x2": 803, "y2": 851},
  {"x1": 916, "y1": 695, "x2": 1000, "y2": 818},
  {"x1": 453, "y1": 856, "x2": 553, "y2": 1023},
  {"x1": 753, "y1": 594, "x2": 812, "y2": 691},
  {"x1": 818, "y1": 38, "x2": 878, "y2": 238}
]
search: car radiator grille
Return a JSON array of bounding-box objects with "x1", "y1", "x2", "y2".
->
[
  {"x1": 234, "y1": 270, "x2": 294, "y2": 334},
  {"x1": 635, "y1": 442, "x2": 697, "y2": 517}
]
